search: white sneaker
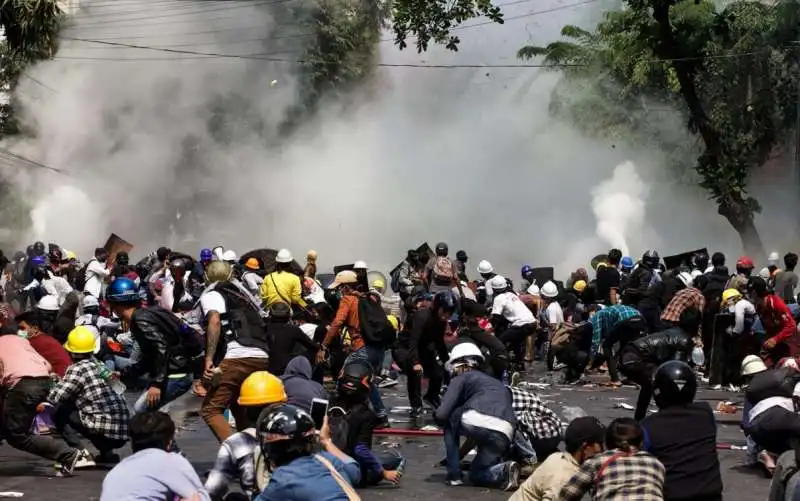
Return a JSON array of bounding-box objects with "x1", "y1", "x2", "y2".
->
[
  {"x1": 75, "y1": 449, "x2": 96, "y2": 469},
  {"x1": 727, "y1": 384, "x2": 741, "y2": 392},
  {"x1": 711, "y1": 384, "x2": 722, "y2": 391},
  {"x1": 504, "y1": 462, "x2": 520, "y2": 491}
]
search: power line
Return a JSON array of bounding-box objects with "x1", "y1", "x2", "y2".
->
[{"x1": 0, "y1": 148, "x2": 71, "y2": 176}]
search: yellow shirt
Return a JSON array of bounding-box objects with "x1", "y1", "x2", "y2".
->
[
  {"x1": 508, "y1": 452, "x2": 579, "y2": 501},
  {"x1": 260, "y1": 271, "x2": 307, "y2": 308}
]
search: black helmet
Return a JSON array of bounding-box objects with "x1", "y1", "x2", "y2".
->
[
  {"x1": 433, "y1": 290, "x2": 457, "y2": 314},
  {"x1": 652, "y1": 361, "x2": 696, "y2": 408},
  {"x1": 33, "y1": 241, "x2": 45, "y2": 256},
  {"x1": 435, "y1": 242, "x2": 449, "y2": 256},
  {"x1": 257, "y1": 404, "x2": 316, "y2": 469},
  {"x1": 748, "y1": 276, "x2": 768, "y2": 298},
  {"x1": 456, "y1": 250, "x2": 467, "y2": 261},
  {"x1": 338, "y1": 359, "x2": 373, "y2": 396},
  {"x1": 642, "y1": 250, "x2": 660, "y2": 268}
]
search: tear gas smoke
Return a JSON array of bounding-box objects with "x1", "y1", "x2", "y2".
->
[
  {"x1": 3, "y1": 0, "x2": 798, "y2": 279},
  {"x1": 591, "y1": 161, "x2": 647, "y2": 257}
]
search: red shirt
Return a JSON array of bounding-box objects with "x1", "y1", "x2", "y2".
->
[
  {"x1": 759, "y1": 295, "x2": 797, "y2": 345},
  {"x1": 28, "y1": 334, "x2": 72, "y2": 377}
]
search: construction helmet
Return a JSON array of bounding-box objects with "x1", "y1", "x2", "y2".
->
[
  {"x1": 372, "y1": 278, "x2": 386, "y2": 290},
  {"x1": 64, "y1": 325, "x2": 99, "y2": 354},
  {"x1": 573, "y1": 280, "x2": 587, "y2": 293},
  {"x1": 736, "y1": 256, "x2": 754, "y2": 269},
  {"x1": 741, "y1": 355, "x2": 767, "y2": 377},
  {"x1": 721, "y1": 288, "x2": 742, "y2": 304},
  {"x1": 238, "y1": 371, "x2": 288, "y2": 406},
  {"x1": 205, "y1": 260, "x2": 233, "y2": 283},
  {"x1": 245, "y1": 258, "x2": 260, "y2": 270},
  {"x1": 446, "y1": 342, "x2": 484, "y2": 373},
  {"x1": 276, "y1": 249, "x2": 293, "y2": 263},
  {"x1": 477, "y1": 260, "x2": 493, "y2": 275},
  {"x1": 540, "y1": 281, "x2": 559, "y2": 298},
  {"x1": 36, "y1": 295, "x2": 60, "y2": 312}
]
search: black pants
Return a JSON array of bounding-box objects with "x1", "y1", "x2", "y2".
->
[
  {"x1": 746, "y1": 406, "x2": 800, "y2": 455},
  {"x1": 603, "y1": 317, "x2": 646, "y2": 383},
  {"x1": 531, "y1": 436, "x2": 561, "y2": 462},
  {"x1": 618, "y1": 347, "x2": 657, "y2": 421},
  {"x1": 557, "y1": 342, "x2": 589, "y2": 382},
  {"x1": 393, "y1": 345, "x2": 443, "y2": 408},
  {"x1": 499, "y1": 324, "x2": 535, "y2": 369},
  {"x1": 53, "y1": 402, "x2": 127, "y2": 453},
  {"x1": 2, "y1": 377, "x2": 74, "y2": 463}
]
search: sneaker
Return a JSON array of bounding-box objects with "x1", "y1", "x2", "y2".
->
[
  {"x1": 503, "y1": 461, "x2": 520, "y2": 491},
  {"x1": 711, "y1": 384, "x2": 722, "y2": 391},
  {"x1": 57, "y1": 449, "x2": 80, "y2": 477},
  {"x1": 727, "y1": 384, "x2": 741, "y2": 392},
  {"x1": 446, "y1": 478, "x2": 464, "y2": 487},
  {"x1": 378, "y1": 377, "x2": 399, "y2": 388},
  {"x1": 410, "y1": 407, "x2": 424, "y2": 418},
  {"x1": 74, "y1": 449, "x2": 96, "y2": 469}
]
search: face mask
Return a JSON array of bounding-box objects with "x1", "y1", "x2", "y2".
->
[{"x1": 17, "y1": 330, "x2": 28, "y2": 339}]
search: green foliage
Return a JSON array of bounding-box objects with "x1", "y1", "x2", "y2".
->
[
  {"x1": 519, "y1": 0, "x2": 800, "y2": 221},
  {"x1": 0, "y1": 0, "x2": 61, "y2": 83},
  {"x1": 392, "y1": 0, "x2": 503, "y2": 52}
]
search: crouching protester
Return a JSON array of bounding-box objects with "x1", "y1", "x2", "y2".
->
[
  {"x1": 435, "y1": 342, "x2": 520, "y2": 490},
  {"x1": 41, "y1": 326, "x2": 130, "y2": 466},
  {"x1": 330, "y1": 359, "x2": 405, "y2": 487},
  {"x1": 255, "y1": 404, "x2": 362, "y2": 501},
  {"x1": 617, "y1": 307, "x2": 700, "y2": 421},
  {"x1": 641, "y1": 361, "x2": 723, "y2": 501},
  {"x1": 455, "y1": 299, "x2": 509, "y2": 379},
  {"x1": 508, "y1": 385, "x2": 564, "y2": 471},
  {"x1": 100, "y1": 411, "x2": 210, "y2": 501},
  {"x1": 509, "y1": 416, "x2": 606, "y2": 501},
  {"x1": 205, "y1": 371, "x2": 288, "y2": 501},
  {"x1": 0, "y1": 328, "x2": 88, "y2": 476}
]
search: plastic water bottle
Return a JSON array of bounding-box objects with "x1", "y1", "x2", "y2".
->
[
  {"x1": 95, "y1": 361, "x2": 112, "y2": 381},
  {"x1": 691, "y1": 346, "x2": 705, "y2": 367}
]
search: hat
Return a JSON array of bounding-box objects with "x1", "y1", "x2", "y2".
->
[
  {"x1": 222, "y1": 250, "x2": 237, "y2": 261},
  {"x1": 564, "y1": 416, "x2": 605, "y2": 447},
  {"x1": 573, "y1": 280, "x2": 587, "y2": 293},
  {"x1": 488, "y1": 275, "x2": 507, "y2": 290},
  {"x1": 329, "y1": 270, "x2": 358, "y2": 289},
  {"x1": 372, "y1": 278, "x2": 385, "y2": 290},
  {"x1": 245, "y1": 258, "x2": 260, "y2": 270},
  {"x1": 14, "y1": 309, "x2": 40, "y2": 325},
  {"x1": 741, "y1": 355, "x2": 767, "y2": 376}
]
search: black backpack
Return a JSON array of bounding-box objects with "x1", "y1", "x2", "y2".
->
[
  {"x1": 145, "y1": 306, "x2": 205, "y2": 372},
  {"x1": 327, "y1": 406, "x2": 352, "y2": 454},
  {"x1": 390, "y1": 268, "x2": 402, "y2": 294},
  {"x1": 73, "y1": 260, "x2": 92, "y2": 292},
  {"x1": 358, "y1": 294, "x2": 396, "y2": 347}
]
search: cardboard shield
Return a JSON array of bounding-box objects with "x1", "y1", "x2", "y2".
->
[
  {"x1": 389, "y1": 242, "x2": 434, "y2": 278},
  {"x1": 663, "y1": 247, "x2": 708, "y2": 271},
  {"x1": 529, "y1": 267, "x2": 555, "y2": 288},
  {"x1": 103, "y1": 233, "x2": 133, "y2": 266}
]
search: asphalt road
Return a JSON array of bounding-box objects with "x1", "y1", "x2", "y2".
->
[{"x1": 0, "y1": 369, "x2": 772, "y2": 501}]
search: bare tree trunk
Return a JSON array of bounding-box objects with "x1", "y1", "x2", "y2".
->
[{"x1": 718, "y1": 194, "x2": 765, "y2": 257}]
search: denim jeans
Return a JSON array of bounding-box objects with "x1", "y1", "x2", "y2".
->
[
  {"x1": 512, "y1": 429, "x2": 537, "y2": 464},
  {"x1": 361, "y1": 452, "x2": 405, "y2": 486},
  {"x1": 133, "y1": 374, "x2": 193, "y2": 451},
  {"x1": 444, "y1": 406, "x2": 511, "y2": 487},
  {"x1": 345, "y1": 346, "x2": 387, "y2": 417}
]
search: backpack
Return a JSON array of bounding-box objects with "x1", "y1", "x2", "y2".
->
[
  {"x1": 74, "y1": 260, "x2": 91, "y2": 292},
  {"x1": 358, "y1": 294, "x2": 396, "y2": 347},
  {"x1": 390, "y1": 267, "x2": 402, "y2": 293},
  {"x1": 432, "y1": 256, "x2": 457, "y2": 283},
  {"x1": 327, "y1": 406, "x2": 351, "y2": 453},
  {"x1": 145, "y1": 306, "x2": 205, "y2": 371}
]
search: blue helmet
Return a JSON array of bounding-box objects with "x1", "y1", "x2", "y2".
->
[
  {"x1": 621, "y1": 256, "x2": 634, "y2": 270},
  {"x1": 107, "y1": 277, "x2": 140, "y2": 304},
  {"x1": 30, "y1": 255, "x2": 47, "y2": 267},
  {"x1": 200, "y1": 248, "x2": 213, "y2": 262},
  {"x1": 521, "y1": 265, "x2": 533, "y2": 277}
]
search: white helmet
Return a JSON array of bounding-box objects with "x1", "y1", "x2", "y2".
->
[
  {"x1": 83, "y1": 295, "x2": 100, "y2": 309},
  {"x1": 741, "y1": 355, "x2": 767, "y2": 376},
  {"x1": 769, "y1": 251, "x2": 780, "y2": 262},
  {"x1": 222, "y1": 250, "x2": 237, "y2": 262},
  {"x1": 676, "y1": 271, "x2": 693, "y2": 288},
  {"x1": 353, "y1": 260, "x2": 368, "y2": 270},
  {"x1": 540, "y1": 281, "x2": 558, "y2": 298},
  {"x1": 36, "y1": 295, "x2": 60, "y2": 312},
  {"x1": 446, "y1": 342, "x2": 484, "y2": 371},
  {"x1": 477, "y1": 260, "x2": 493, "y2": 275},
  {"x1": 527, "y1": 284, "x2": 540, "y2": 296},
  {"x1": 276, "y1": 249, "x2": 293, "y2": 263},
  {"x1": 488, "y1": 275, "x2": 507, "y2": 290}
]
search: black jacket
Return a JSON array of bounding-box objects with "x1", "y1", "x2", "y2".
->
[
  {"x1": 267, "y1": 322, "x2": 319, "y2": 376},
  {"x1": 745, "y1": 367, "x2": 800, "y2": 406},
  {"x1": 455, "y1": 326, "x2": 506, "y2": 360},
  {"x1": 404, "y1": 307, "x2": 449, "y2": 366},
  {"x1": 623, "y1": 265, "x2": 654, "y2": 305},
  {"x1": 702, "y1": 266, "x2": 730, "y2": 314},
  {"x1": 628, "y1": 327, "x2": 692, "y2": 364},
  {"x1": 642, "y1": 402, "x2": 722, "y2": 500},
  {"x1": 130, "y1": 306, "x2": 192, "y2": 387}
]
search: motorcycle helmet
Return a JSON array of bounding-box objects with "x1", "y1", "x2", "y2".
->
[
  {"x1": 435, "y1": 242, "x2": 449, "y2": 256},
  {"x1": 106, "y1": 277, "x2": 140, "y2": 304},
  {"x1": 257, "y1": 404, "x2": 316, "y2": 471},
  {"x1": 337, "y1": 360, "x2": 373, "y2": 397},
  {"x1": 652, "y1": 360, "x2": 697, "y2": 408}
]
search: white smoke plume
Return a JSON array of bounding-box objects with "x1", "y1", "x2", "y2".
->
[
  {"x1": 591, "y1": 161, "x2": 647, "y2": 257},
  {"x1": 3, "y1": 0, "x2": 797, "y2": 279}
]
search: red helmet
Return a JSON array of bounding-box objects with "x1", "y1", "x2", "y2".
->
[{"x1": 736, "y1": 256, "x2": 754, "y2": 269}]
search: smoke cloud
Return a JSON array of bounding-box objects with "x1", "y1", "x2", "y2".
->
[{"x1": 3, "y1": 0, "x2": 797, "y2": 279}]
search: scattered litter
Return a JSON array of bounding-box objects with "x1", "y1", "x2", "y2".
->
[
  {"x1": 419, "y1": 425, "x2": 439, "y2": 431},
  {"x1": 390, "y1": 407, "x2": 412, "y2": 414},
  {"x1": 389, "y1": 418, "x2": 411, "y2": 424},
  {"x1": 520, "y1": 381, "x2": 551, "y2": 389},
  {"x1": 614, "y1": 403, "x2": 635, "y2": 410},
  {"x1": 0, "y1": 493, "x2": 23, "y2": 498},
  {"x1": 609, "y1": 397, "x2": 628, "y2": 401},
  {"x1": 729, "y1": 445, "x2": 747, "y2": 450},
  {"x1": 562, "y1": 406, "x2": 587, "y2": 421},
  {"x1": 715, "y1": 402, "x2": 737, "y2": 414},
  {"x1": 380, "y1": 440, "x2": 400, "y2": 449}
]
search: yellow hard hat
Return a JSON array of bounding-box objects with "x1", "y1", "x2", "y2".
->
[
  {"x1": 237, "y1": 371, "x2": 288, "y2": 406},
  {"x1": 64, "y1": 326, "x2": 98, "y2": 354},
  {"x1": 387, "y1": 315, "x2": 399, "y2": 331},
  {"x1": 64, "y1": 250, "x2": 77, "y2": 261},
  {"x1": 373, "y1": 278, "x2": 386, "y2": 290},
  {"x1": 722, "y1": 288, "x2": 742, "y2": 303},
  {"x1": 573, "y1": 280, "x2": 587, "y2": 293}
]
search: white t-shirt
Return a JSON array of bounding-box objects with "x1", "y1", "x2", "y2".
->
[
  {"x1": 84, "y1": 259, "x2": 110, "y2": 298},
  {"x1": 199, "y1": 290, "x2": 267, "y2": 360},
  {"x1": 491, "y1": 292, "x2": 535, "y2": 327},
  {"x1": 730, "y1": 299, "x2": 757, "y2": 334},
  {"x1": 546, "y1": 302, "x2": 565, "y2": 326},
  {"x1": 242, "y1": 271, "x2": 264, "y2": 297}
]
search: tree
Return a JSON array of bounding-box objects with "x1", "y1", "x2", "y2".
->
[
  {"x1": 392, "y1": 0, "x2": 503, "y2": 52},
  {"x1": 520, "y1": 0, "x2": 800, "y2": 256}
]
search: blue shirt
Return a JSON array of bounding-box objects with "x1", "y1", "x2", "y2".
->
[
  {"x1": 256, "y1": 452, "x2": 361, "y2": 501},
  {"x1": 590, "y1": 305, "x2": 641, "y2": 355},
  {"x1": 100, "y1": 448, "x2": 210, "y2": 501}
]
